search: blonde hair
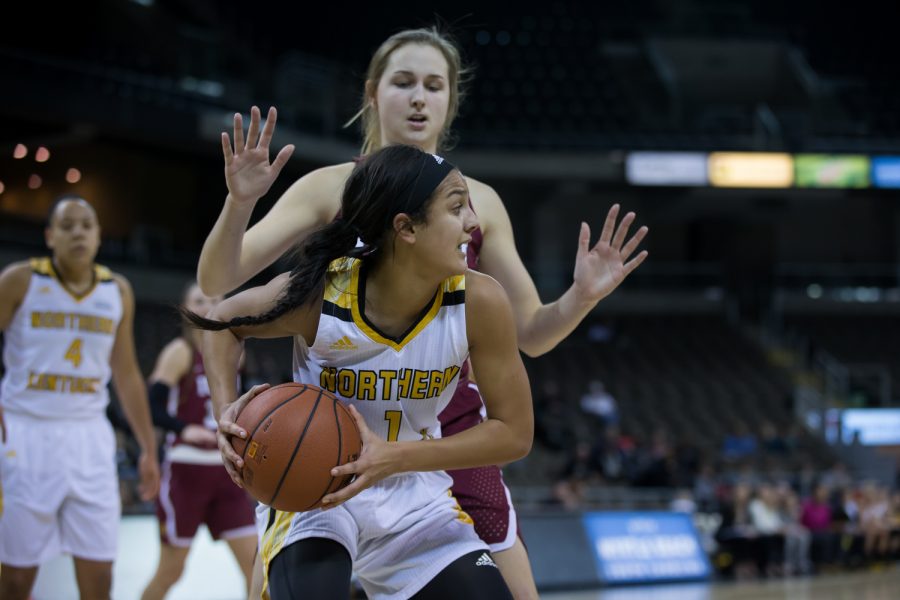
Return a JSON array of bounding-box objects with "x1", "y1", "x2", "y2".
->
[{"x1": 345, "y1": 27, "x2": 470, "y2": 155}]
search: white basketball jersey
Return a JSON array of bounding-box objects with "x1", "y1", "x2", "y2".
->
[
  {"x1": 293, "y1": 257, "x2": 468, "y2": 456},
  {"x1": 1, "y1": 258, "x2": 123, "y2": 419},
  {"x1": 258, "y1": 259, "x2": 479, "y2": 597}
]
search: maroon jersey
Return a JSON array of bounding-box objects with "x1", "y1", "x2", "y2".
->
[
  {"x1": 158, "y1": 346, "x2": 255, "y2": 544},
  {"x1": 167, "y1": 347, "x2": 218, "y2": 452}
]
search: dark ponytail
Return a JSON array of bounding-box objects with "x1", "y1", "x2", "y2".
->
[
  {"x1": 185, "y1": 145, "x2": 457, "y2": 332},
  {"x1": 182, "y1": 219, "x2": 359, "y2": 331}
]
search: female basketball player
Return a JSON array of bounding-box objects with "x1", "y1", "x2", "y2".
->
[
  {"x1": 140, "y1": 283, "x2": 257, "y2": 600},
  {"x1": 0, "y1": 196, "x2": 160, "y2": 600},
  {"x1": 194, "y1": 144, "x2": 531, "y2": 599},
  {"x1": 198, "y1": 28, "x2": 647, "y2": 598}
]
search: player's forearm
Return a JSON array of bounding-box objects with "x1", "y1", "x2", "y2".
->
[
  {"x1": 115, "y1": 376, "x2": 158, "y2": 455},
  {"x1": 518, "y1": 283, "x2": 596, "y2": 357},
  {"x1": 395, "y1": 418, "x2": 532, "y2": 473},
  {"x1": 203, "y1": 328, "x2": 244, "y2": 419},
  {"x1": 197, "y1": 194, "x2": 257, "y2": 295}
]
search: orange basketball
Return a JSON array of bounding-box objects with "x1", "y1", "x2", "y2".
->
[{"x1": 231, "y1": 382, "x2": 362, "y2": 512}]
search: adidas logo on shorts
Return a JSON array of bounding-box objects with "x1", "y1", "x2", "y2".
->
[{"x1": 475, "y1": 552, "x2": 497, "y2": 568}]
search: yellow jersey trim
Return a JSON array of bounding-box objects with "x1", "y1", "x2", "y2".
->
[
  {"x1": 259, "y1": 509, "x2": 296, "y2": 600},
  {"x1": 348, "y1": 260, "x2": 445, "y2": 352},
  {"x1": 323, "y1": 258, "x2": 356, "y2": 309},
  {"x1": 444, "y1": 274, "x2": 466, "y2": 293},
  {"x1": 29, "y1": 257, "x2": 112, "y2": 303}
]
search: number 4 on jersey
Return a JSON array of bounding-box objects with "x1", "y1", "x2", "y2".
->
[{"x1": 64, "y1": 338, "x2": 83, "y2": 368}]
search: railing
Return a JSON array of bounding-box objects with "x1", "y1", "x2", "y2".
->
[{"x1": 510, "y1": 485, "x2": 675, "y2": 511}]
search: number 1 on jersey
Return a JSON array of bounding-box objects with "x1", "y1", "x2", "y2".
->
[
  {"x1": 64, "y1": 338, "x2": 83, "y2": 368},
  {"x1": 384, "y1": 410, "x2": 402, "y2": 442}
]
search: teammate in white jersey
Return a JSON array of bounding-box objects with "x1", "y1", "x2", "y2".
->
[
  {"x1": 189, "y1": 144, "x2": 533, "y2": 600},
  {"x1": 0, "y1": 196, "x2": 160, "y2": 600}
]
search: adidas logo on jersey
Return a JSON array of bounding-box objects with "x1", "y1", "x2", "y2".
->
[
  {"x1": 475, "y1": 552, "x2": 497, "y2": 568},
  {"x1": 329, "y1": 336, "x2": 358, "y2": 350}
]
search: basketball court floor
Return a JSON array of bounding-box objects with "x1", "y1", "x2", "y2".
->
[{"x1": 32, "y1": 515, "x2": 900, "y2": 600}]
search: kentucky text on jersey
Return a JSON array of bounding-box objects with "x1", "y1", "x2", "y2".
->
[
  {"x1": 26, "y1": 372, "x2": 101, "y2": 393},
  {"x1": 319, "y1": 366, "x2": 461, "y2": 401},
  {"x1": 30, "y1": 311, "x2": 116, "y2": 334},
  {"x1": 1, "y1": 258, "x2": 122, "y2": 419}
]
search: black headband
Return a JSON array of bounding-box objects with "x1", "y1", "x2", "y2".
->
[{"x1": 400, "y1": 152, "x2": 457, "y2": 214}]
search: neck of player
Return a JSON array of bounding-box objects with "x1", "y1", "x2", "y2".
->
[
  {"x1": 53, "y1": 255, "x2": 95, "y2": 291},
  {"x1": 363, "y1": 259, "x2": 443, "y2": 339}
]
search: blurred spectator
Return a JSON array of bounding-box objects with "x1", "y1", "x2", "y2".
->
[
  {"x1": 693, "y1": 461, "x2": 720, "y2": 512},
  {"x1": 595, "y1": 426, "x2": 626, "y2": 481},
  {"x1": 760, "y1": 421, "x2": 788, "y2": 455},
  {"x1": 748, "y1": 483, "x2": 787, "y2": 576},
  {"x1": 673, "y1": 436, "x2": 702, "y2": 488},
  {"x1": 829, "y1": 487, "x2": 865, "y2": 567},
  {"x1": 633, "y1": 428, "x2": 675, "y2": 488},
  {"x1": 859, "y1": 482, "x2": 892, "y2": 560},
  {"x1": 671, "y1": 489, "x2": 698, "y2": 514},
  {"x1": 716, "y1": 483, "x2": 762, "y2": 580},
  {"x1": 890, "y1": 491, "x2": 900, "y2": 557},
  {"x1": 821, "y1": 461, "x2": 854, "y2": 491},
  {"x1": 534, "y1": 380, "x2": 574, "y2": 452},
  {"x1": 782, "y1": 423, "x2": 802, "y2": 454},
  {"x1": 722, "y1": 423, "x2": 758, "y2": 461},
  {"x1": 776, "y1": 482, "x2": 812, "y2": 575},
  {"x1": 801, "y1": 484, "x2": 834, "y2": 532},
  {"x1": 801, "y1": 484, "x2": 840, "y2": 567},
  {"x1": 553, "y1": 440, "x2": 601, "y2": 510},
  {"x1": 731, "y1": 461, "x2": 763, "y2": 488},
  {"x1": 794, "y1": 459, "x2": 819, "y2": 499},
  {"x1": 579, "y1": 379, "x2": 618, "y2": 431}
]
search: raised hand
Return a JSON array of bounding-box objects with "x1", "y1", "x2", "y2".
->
[
  {"x1": 573, "y1": 204, "x2": 648, "y2": 303},
  {"x1": 320, "y1": 405, "x2": 398, "y2": 508},
  {"x1": 222, "y1": 106, "x2": 295, "y2": 204}
]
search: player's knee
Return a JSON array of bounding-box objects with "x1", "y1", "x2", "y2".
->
[
  {"x1": 0, "y1": 569, "x2": 36, "y2": 600},
  {"x1": 157, "y1": 560, "x2": 186, "y2": 585},
  {"x1": 76, "y1": 568, "x2": 112, "y2": 599}
]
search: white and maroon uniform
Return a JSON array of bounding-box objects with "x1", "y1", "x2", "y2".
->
[{"x1": 156, "y1": 348, "x2": 255, "y2": 546}]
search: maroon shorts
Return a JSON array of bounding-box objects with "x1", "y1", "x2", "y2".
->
[
  {"x1": 441, "y1": 380, "x2": 521, "y2": 552},
  {"x1": 156, "y1": 461, "x2": 256, "y2": 547}
]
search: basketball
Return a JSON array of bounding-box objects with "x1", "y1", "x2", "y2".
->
[{"x1": 231, "y1": 382, "x2": 362, "y2": 512}]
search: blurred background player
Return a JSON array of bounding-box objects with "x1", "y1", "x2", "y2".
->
[
  {"x1": 0, "y1": 195, "x2": 160, "y2": 600},
  {"x1": 140, "y1": 282, "x2": 256, "y2": 600}
]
